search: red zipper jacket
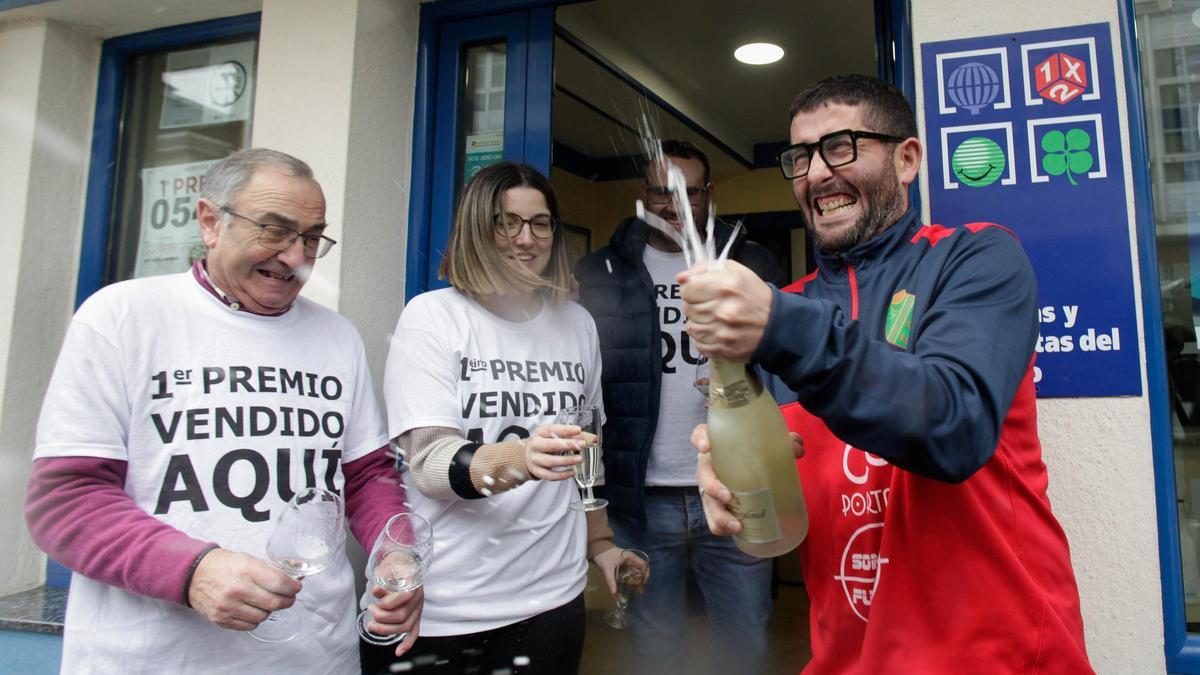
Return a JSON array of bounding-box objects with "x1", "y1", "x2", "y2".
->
[{"x1": 760, "y1": 209, "x2": 1092, "y2": 674}]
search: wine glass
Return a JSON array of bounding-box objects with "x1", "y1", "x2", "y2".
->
[
  {"x1": 694, "y1": 358, "x2": 710, "y2": 399},
  {"x1": 555, "y1": 403, "x2": 608, "y2": 511},
  {"x1": 605, "y1": 548, "x2": 650, "y2": 629},
  {"x1": 249, "y1": 487, "x2": 345, "y2": 643},
  {"x1": 357, "y1": 512, "x2": 434, "y2": 645}
]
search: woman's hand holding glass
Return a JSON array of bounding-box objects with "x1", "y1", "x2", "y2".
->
[
  {"x1": 553, "y1": 404, "x2": 607, "y2": 511},
  {"x1": 524, "y1": 423, "x2": 585, "y2": 481},
  {"x1": 358, "y1": 513, "x2": 433, "y2": 653}
]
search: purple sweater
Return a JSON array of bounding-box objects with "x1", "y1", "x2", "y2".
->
[{"x1": 25, "y1": 448, "x2": 404, "y2": 605}]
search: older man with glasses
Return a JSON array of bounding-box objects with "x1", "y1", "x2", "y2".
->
[
  {"x1": 686, "y1": 74, "x2": 1094, "y2": 673},
  {"x1": 574, "y1": 139, "x2": 785, "y2": 673},
  {"x1": 26, "y1": 148, "x2": 422, "y2": 674}
]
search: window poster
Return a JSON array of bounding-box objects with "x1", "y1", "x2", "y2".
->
[
  {"x1": 134, "y1": 160, "x2": 218, "y2": 278},
  {"x1": 160, "y1": 41, "x2": 256, "y2": 130}
]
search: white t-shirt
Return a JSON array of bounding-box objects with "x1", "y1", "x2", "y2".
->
[
  {"x1": 384, "y1": 288, "x2": 602, "y2": 635},
  {"x1": 643, "y1": 246, "x2": 708, "y2": 486},
  {"x1": 35, "y1": 272, "x2": 387, "y2": 675}
]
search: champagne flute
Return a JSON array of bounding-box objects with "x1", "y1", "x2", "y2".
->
[
  {"x1": 250, "y1": 486, "x2": 346, "y2": 643},
  {"x1": 357, "y1": 512, "x2": 434, "y2": 645},
  {"x1": 555, "y1": 403, "x2": 608, "y2": 511},
  {"x1": 694, "y1": 358, "x2": 710, "y2": 399},
  {"x1": 605, "y1": 548, "x2": 650, "y2": 629}
]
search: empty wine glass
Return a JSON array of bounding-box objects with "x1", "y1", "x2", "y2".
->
[
  {"x1": 249, "y1": 487, "x2": 345, "y2": 643},
  {"x1": 357, "y1": 512, "x2": 434, "y2": 645},
  {"x1": 555, "y1": 403, "x2": 608, "y2": 511},
  {"x1": 605, "y1": 548, "x2": 650, "y2": 629}
]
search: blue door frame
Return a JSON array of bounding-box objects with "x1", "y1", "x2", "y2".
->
[
  {"x1": 1118, "y1": 0, "x2": 1200, "y2": 670},
  {"x1": 405, "y1": 1, "x2": 556, "y2": 298}
]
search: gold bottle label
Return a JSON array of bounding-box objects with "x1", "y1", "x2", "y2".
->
[
  {"x1": 729, "y1": 488, "x2": 782, "y2": 543},
  {"x1": 711, "y1": 380, "x2": 754, "y2": 407}
]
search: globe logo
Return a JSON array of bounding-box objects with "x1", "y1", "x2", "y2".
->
[{"x1": 947, "y1": 61, "x2": 1000, "y2": 115}]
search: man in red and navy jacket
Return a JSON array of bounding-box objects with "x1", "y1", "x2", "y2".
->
[{"x1": 684, "y1": 74, "x2": 1093, "y2": 673}]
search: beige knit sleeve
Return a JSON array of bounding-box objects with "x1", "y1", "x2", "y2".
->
[
  {"x1": 400, "y1": 426, "x2": 531, "y2": 499},
  {"x1": 586, "y1": 507, "x2": 617, "y2": 561}
]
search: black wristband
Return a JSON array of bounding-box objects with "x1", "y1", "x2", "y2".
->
[
  {"x1": 449, "y1": 442, "x2": 485, "y2": 500},
  {"x1": 183, "y1": 544, "x2": 221, "y2": 607}
]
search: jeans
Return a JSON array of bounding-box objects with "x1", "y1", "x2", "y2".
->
[{"x1": 610, "y1": 487, "x2": 773, "y2": 675}]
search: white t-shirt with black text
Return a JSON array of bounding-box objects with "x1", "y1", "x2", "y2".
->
[
  {"x1": 34, "y1": 272, "x2": 388, "y2": 675},
  {"x1": 643, "y1": 246, "x2": 708, "y2": 486},
  {"x1": 384, "y1": 288, "x2": 603, "y2": 635}
]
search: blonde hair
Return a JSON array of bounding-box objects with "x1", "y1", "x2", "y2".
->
[{"x1": 439, "y1": 163, "x2": 570, "y2": 303}]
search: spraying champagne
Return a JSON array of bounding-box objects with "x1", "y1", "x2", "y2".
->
[
  {"x1": 634, "y1": 141, "x2": 807, "y2": 558},
  {"x1": 705, "y1": 358, "x2": 808, "y2": 557}
]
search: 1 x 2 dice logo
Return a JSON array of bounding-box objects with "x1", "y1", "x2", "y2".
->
[{"x1": 1034, "y1": 53, "x2": 1088, "y2": 105}]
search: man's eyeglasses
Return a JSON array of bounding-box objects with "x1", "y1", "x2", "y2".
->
[
  {"x1": 494, "y1": 212, "x2": 557, "y2": 240},
  {"x1": 777, "y1": 129, "x2": 907, "y2": 179},
  {"x1": 220, "y1": 206, "x2": 337, "y2": 258},
  {"x1": 644, "y1": 184, "x2": 710, "y2": 206}
]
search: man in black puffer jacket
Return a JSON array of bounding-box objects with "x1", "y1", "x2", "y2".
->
[{"x1": 575, "y1": 140, "x2": 786, "y2": 674}]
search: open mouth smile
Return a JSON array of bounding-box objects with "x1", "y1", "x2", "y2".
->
[
  {"x1": 815, "y1": 193, "x2": 857, "y2": 216},
  {"x1": 258, "y1": 269, "x2": 295, "y2": 281}
]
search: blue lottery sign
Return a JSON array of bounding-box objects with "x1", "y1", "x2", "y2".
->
[{"x1": 921, "y1": 24, "x2": 1140, "y2": 398}]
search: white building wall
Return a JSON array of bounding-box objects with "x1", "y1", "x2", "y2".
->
[
  {"x1": 911, "y1": 2, "x2": 1165, "y2": 673},
  {"x1": 0, "y1": 19, "x2": 98, "y2": 597},
  {"x1": 253, "y1": 0, "x2": 419, "y2": 392}
]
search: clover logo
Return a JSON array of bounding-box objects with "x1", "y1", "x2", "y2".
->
[{"x1": 1040, "y1": 128, "x2": 1093, "y2": 186}]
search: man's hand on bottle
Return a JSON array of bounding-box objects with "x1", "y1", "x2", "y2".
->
[
  {"x1": 692, "y1": 423, "x2": 804, "y2": 537},
  {"x1": 677, "y1": 260, "x2": 774, "y2": 363}
]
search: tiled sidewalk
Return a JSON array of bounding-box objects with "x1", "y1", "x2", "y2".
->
[{"x1": 0, "y1": 586, "x2": 65, "y2": 674}]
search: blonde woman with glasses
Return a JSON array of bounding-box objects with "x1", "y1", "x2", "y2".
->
[{"x1": 362, "y1": 163, "x2": 640, "y2": 675}]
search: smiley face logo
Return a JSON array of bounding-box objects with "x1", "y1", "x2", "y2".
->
[{"x1": 951, "y1": 136, "x2": 1005, "y2": 188}]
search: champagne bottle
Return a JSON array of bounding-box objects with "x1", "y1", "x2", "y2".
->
[{"x1": 706, "y1": 358, "x2": 808, "y2": 557}]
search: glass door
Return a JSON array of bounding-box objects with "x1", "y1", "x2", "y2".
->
[{"x1": 409, "y1": 7, "x2": 554, "y2": 296}]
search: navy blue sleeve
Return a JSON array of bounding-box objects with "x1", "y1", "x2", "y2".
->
[{"x1": 755, "y1": 229, "x2": 1039, "y2": 483}]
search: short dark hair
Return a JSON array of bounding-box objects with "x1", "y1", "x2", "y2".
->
[
  {"x1": 788, "y1": 74, "x2": 917, "y2": 139},
  {"x1": 645, "y1": 139, "x2": 711, "y2": 185}
]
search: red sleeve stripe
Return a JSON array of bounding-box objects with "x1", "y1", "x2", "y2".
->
[
  {"x1": 964, "y1": 221, "x2": 1020, "y2": 241},
  {"x1": 781, "y1": 270, "x2": 818, "y2": 294},
  {"x1": 911, "y1": 224, "x2": 957, "y2": 247}
]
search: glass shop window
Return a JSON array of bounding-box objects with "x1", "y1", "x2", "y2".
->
[
  {"x1": 1138, "y1": 0, "x2": 1200, "y2": 632},
  {"x1": 105, "y1": 37, "x2": 258, "y2": 283}
]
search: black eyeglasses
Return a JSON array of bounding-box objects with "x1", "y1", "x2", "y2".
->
[
  {"x1": 777, "y1": 129, "x2": 907, "y2": 179},
  {"x1": 220, "y1": 206, "x2": 337, "y2": 258},
  {"x1": 494, "y1": 212, "x2": 557, "y2": 240},
  {"x1": 644, "y1": 184, "x2": 710, "y2": 206}
]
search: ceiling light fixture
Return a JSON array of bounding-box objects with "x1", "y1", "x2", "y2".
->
[{"x1": 734, "y1": 42, "x2": 784, "y2": 65}]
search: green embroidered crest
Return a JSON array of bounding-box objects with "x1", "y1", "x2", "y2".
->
[{"x1": 885, "y1": 289, "x2": 915, "y2": 349}]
